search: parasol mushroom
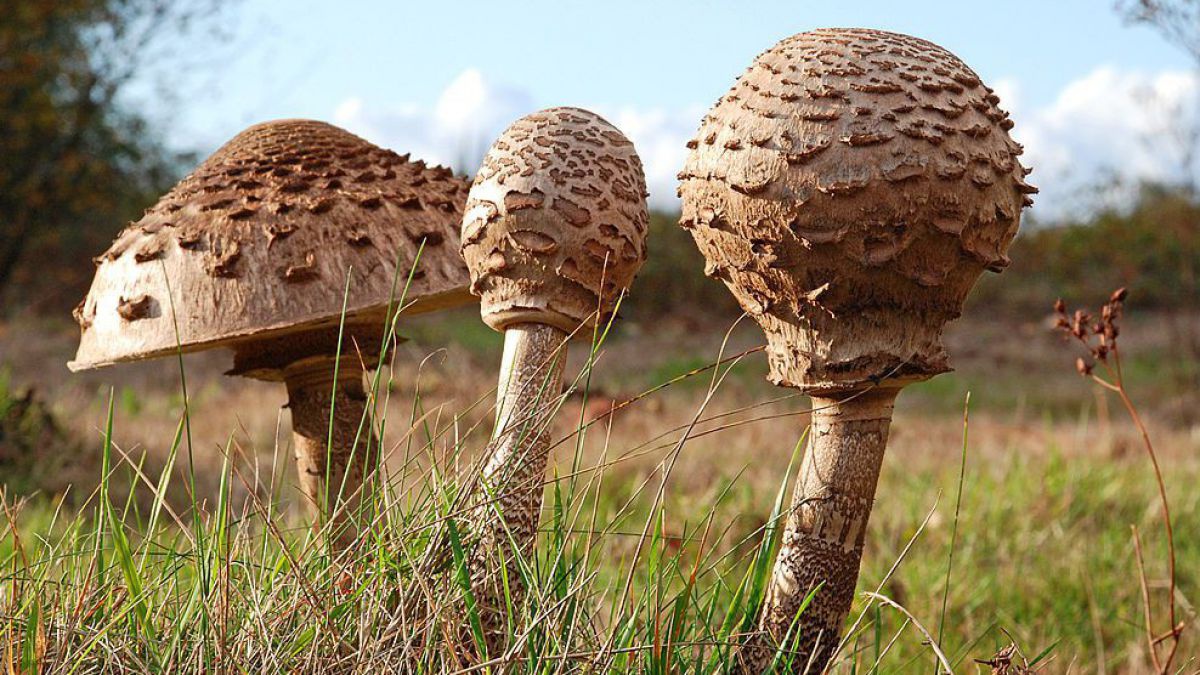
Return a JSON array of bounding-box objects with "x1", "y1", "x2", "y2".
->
[
  {"x1": 70, "y1": 119, "x2": 474, "y2": 549},
  {"x1": 459, "y1": 106, "x2": 648, "y2": 646},
  {"x1": 677, "y1": 28, "x2": 1035, "y2": 671}
]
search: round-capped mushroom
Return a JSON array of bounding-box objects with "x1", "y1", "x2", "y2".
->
[
  {"x1": 678, "y1": 29, "x2": 1034, "y2": 671},
  {"x1": 70, "y1": 119, "x2": 474, "y2": 549},
  {"x1": 460, "y1": 106, "x2": 648, "y2": 647}
]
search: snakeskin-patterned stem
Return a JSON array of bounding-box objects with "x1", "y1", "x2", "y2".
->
[
  {"x1": 284, "y1": 355, "x2": 378, "y2": 551},
  {"x1": 467, "y1": 322, "x2": 568, "y2": 653},
  {"x1": 738, "y1": 388, "x2": 898, "y2": 674}
]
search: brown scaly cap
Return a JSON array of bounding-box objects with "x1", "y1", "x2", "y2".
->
[
  {"x1": 678, "y1": 28, "x2": 1036, "y2": 393},
  {"x1": 462, "y1": 107, "x2": 649, "y2": 334},
  {"x1": 71, "y1": 119, "x2": 473, "y2": 375}
]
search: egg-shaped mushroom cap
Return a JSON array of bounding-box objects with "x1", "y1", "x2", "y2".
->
[
  {"x1": 70, "y1": 119, "x2": 473, "y2": 376},
  {"x1": 461, "y1": 107, "x2": 649, "y2": 334},
  {"x1": 679, "y1": 28, "x2": 1036, "y2": 394}
]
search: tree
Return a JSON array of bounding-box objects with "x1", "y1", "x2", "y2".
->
[
  {"x1": 0, "y1": 0, "x2": 228, "y2": 312},
  {"x1": 1118, "y1": 2, "x2": 1200, "y2": 190},
  {"x1": 1120, "y1": 0, "x2": 1200, "y2": 60}
]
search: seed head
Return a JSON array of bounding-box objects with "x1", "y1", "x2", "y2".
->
[{"x1": 1054, "y1": 287, "x2": 1129, "y2": 377}]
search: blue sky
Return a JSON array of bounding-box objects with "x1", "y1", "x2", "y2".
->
[{"x1": 151, "y1": 0, "x2": 1199, "y2": 218}]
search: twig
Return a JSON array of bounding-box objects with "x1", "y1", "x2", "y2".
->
[
  {"x1": 861, "y1": 592, "x2": 954, "y2": 674},
  {"x1": 1054, "y1": 289, "x2": 1184, "y2": 673}
]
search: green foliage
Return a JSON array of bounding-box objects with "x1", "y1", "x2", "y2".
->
[
  {"x1": 973, "y1": 183, "x2": 1200, "y2": 313},
  {"x1": 619, "y1": 185, "x2": 1200, "y2": 330},
  {"x1": 863, "y1": 448, "x2": 1199, "y2": 671},
  {"x1": 625, "y1": 212, "x2": 740, "y2": 322},
  {"x1": 0, "y1": 0, "x2": 227, "y2": 312},
  {"x1": 0, "y1": 370, "x2": 92, "y2": 496},
  {"x1": 2, "y1": 391, "x2": 1195, "y2": 670},
  {"x1": 1, "y1": 280, "x2": 1197, "y2": 669}
]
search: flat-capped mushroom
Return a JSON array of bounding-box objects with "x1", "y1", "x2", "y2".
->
[
  {"x1": 678, "y1": 29, "x2": 1035, "y2": 671},
  {"x1": 70, "y1": 119, "x2": 474, "y2": 549},
  {"x1": 460, "y1": 106, "x2": 648, "y2": 647}
]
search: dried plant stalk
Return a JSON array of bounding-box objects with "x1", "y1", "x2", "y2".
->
[{"x1": 1055, "y1": 289, "x2": 1184, "y2": 673}]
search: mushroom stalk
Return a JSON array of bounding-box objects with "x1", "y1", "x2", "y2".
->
[
  {"x1": 740, "y1": 387, "x2": 897, "y2": 673},
  {"x1": 284, "y1": 355, "x2": 378, "y2": 550},
  {"x1": 467, "y1": 322, "x2": 569, "y2": 639}
]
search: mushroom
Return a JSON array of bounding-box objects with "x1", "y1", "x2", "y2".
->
[
  {"x1": 70, "y1": 119, "x2": 474, "y2": 548},
  {"x1": 459, "y1": 107, "x2": 648, "y2": 644},
  {"x1": 677, "y1": 29, "x2": 1035, "y2": 671}
]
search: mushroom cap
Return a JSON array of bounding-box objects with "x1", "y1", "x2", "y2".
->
[
  {"x1": 70, "y1": 119, "x2": 473, "y2": 378},
  {"x1": 678, "y1": 28, "x2": 1036, "y2": 394},
  {"x1": 461, "y1": 107, "x2": 649, "y2": 334}
]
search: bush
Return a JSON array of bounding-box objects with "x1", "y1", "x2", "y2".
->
[
  {"x1": 0, "y1": 370, "x2": 92, "y2": 497},
  {"x1": 625, "y1": 212, "x2": 739, "y2": 323},
  {"x1": 633, "y1": 184, "x2": 1200, "y2": 322},
  {"x1": 972, "y1": 183, "x2": 1200, "y2": 314}
]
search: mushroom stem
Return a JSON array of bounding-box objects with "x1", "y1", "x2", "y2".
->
[
  {"x1": 284, "y1": 355, "x2": 378, "y2": 550},
  {"x1": 741, "y1": 387, "x2": 899, "y2": 674},
  {"x1": 467, "y1": 322, "x2": 569, "y2": 644}
]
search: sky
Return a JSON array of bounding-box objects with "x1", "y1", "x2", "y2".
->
[{"x1": 144, "y1": 0, "x2": 1200, "y2": 221}]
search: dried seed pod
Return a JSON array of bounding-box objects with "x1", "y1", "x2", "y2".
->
[
  {"x1": 680, "y1": 28, "x2": 1035, "y2": 394},
  {"x1": 462, "y1": 107, "x2": 649, "y2": 334}
]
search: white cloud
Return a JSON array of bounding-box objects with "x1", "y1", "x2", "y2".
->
[
  {"x1": 595, "y1": 104, "x2": 705, "y2": 207},
  {"x1": 333, "y1": 69, "x2": 535, "y2": 176},
  {"x1": 431, "y1": 69, "x2": 536, "y2": 168},
  {"x1": 333, "y1": 66, "x2": 1200, "y2": 221},
  {"x1": 331, "y1": 69, "x2": 696, "y2": 209},
  {"x1": 990, "y1": 78, "x2": 1021, "y2": 117},
  {"x1": 1007, "y1": 66, "x2": 1200, "y2": 221},
  {"x1": 333, "y1": 96, "x2": 439, "y2": 164}
]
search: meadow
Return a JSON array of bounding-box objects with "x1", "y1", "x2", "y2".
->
[{"x1": 1, "y1": 295, "x2": 1196, "y2": 672}]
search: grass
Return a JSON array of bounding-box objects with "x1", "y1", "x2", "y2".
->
[
  {"x1": 2, "y1": 397, "x2": 1196, "y2": 671},
  {"x1": 862, "y1": 448, "x2": 1199, "y2": 671},
  {"x1": 0, "y1": 306, "x2": 1197, "y2": 671}
]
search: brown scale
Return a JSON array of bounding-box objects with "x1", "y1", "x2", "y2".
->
[{"x1": 465, "y1": 109, "x2": 649, "y2": 330}]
